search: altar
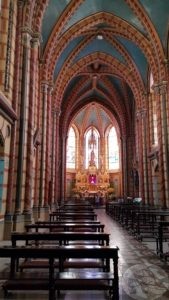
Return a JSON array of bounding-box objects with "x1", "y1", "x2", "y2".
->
[{"x1": 75, "y1": 164, "x2": 110, "y2": 198}]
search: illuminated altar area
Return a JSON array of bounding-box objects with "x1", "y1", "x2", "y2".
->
[
  {"x1": 75, "y1": 166, "x2": 110, "y2": 198},
  {"x1": 74, "y1": 126, "x2": 110, "y2": 198},
  {"x1": 66, "y1": 104, "x2": 122, "y2": 200}
]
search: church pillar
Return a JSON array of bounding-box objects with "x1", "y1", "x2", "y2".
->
[
  {"x1": 121, "y1": 136, "x2": 127, "y2": 199},
  {"x1": 39, "y1": 82, "x2": 48, "y2": 217},
  {"x1": 44, "y1": 84, "x2": 53, "y2": 208},
  {"x1": 136, "y1": 111, "x2": 145, "y2": 202},
  {"x1": 51, "y1": 109, "x2": 59, "y2": 208},
  {"x1": 140, "y1": 108, "x2": 150, "y2": 205},
  {"x1": 147, "y1": 92, "x2": 154, "y2": 205},
  {"x1": 54, "y1": 109, "x2": 61, "y2": 206},
  {"x1": 154, "y1": 82, "x2": 169, "y2": 206},
  {"x1": 59, "y1": 134, "x2": 67, "y2": 204},
  {"x1": 4, "y1": 0, "x2": 23, "y2": 238},
  {"x1": 13, "y1": 26, "x2": 31, "y2": 230},
  {"x1": 24, "y1": 34, "x2": 40, "y2": 220}
]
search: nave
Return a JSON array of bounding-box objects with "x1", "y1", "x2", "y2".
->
[{"x1": 0, "y1": 208, "x2": 169, "y2": 300}]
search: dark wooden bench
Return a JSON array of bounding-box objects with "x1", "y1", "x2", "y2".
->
[
  {"x1": 11, "y1": 231, "x2": 109, "y2": 272},
  {"x1": 56, "y1": 206, "x2": 94, "y2": 212},
  {"x1": 25, "y1": 223, "x2": 105, "y2": 233},
  {"x1": 156, "y1": 221, "x2": 169, "y2": 258},
  {"x1": 49, "y1": 212, "x2": 97, "y2": 221},
  {"x1": 0, "y1": 245, "x2": 119, "y2": 300},
  {"x1": 11, "y1": 231, "x2": 110, "y2": 247},
  {"x1": 36, "y1": 220, "x2": 101, "y2": 225}
]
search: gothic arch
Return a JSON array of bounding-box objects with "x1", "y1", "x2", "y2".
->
[
  {"x1": 42, "y1": 12, "x2": 159, "y2": 83},
  {"x1": 53, "y1": 52, "x2": 143, "y2": 109}
]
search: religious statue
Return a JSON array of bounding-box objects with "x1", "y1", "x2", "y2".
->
[{"x1": 89, "y1": 150, "x2": 95, "y2": 166}]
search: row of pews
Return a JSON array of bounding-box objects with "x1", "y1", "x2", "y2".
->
[
  {"x1": 0, "y1": 201, "x2": 119, "y2": 300},
  {"x1": 106, "y1": 201, "x2": 169, "y2": 259}
]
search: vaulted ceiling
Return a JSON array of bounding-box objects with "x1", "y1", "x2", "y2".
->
[{"x1": 33, "y1": 0, "x2": 169, "y2": 136}]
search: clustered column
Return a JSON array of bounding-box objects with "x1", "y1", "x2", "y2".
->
[
  {"x1": 24, "y1": 34, "x2": 40, "y2": 215},
  {"x1": 39, "y1": 82, "x2": 48, "y2": 210},
  {"x1": 14, "y1": 27, "x2": 31, "y2": 216}
]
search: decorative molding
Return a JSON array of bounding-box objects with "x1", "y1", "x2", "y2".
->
[
  {"x1": 0, "y1": 92, "x2": 17, "y2": 123},
  {"x1": 4, "y1": 0, "x2": 14, "y2": 91},
  {"x1": 33, "y1": 128, "x2": 41, "y2": 148},
  {"x1": 148, "y1": 148, "x2": 159, "y2": 172}
]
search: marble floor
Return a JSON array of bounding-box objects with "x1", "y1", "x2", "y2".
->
[{"x1": 0, "y1": 208, "x2": 169, "y2": 300}]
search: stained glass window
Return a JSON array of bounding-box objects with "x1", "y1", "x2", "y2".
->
[
  {"x1": 108, "y1": 127, "x2": 119, "y2": 170},
  {"x1": 66, "y1": 127, "x2": 76, "y2": 169}
]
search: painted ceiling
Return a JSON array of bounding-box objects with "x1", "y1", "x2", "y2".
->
[{"x1": 39, "y1": 0, "x2": 169, "y2": 134}]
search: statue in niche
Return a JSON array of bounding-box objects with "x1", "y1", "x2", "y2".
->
[
  {"x1": 132, "y1": 168, "x2": 139, "y2": 187},
  {"x1": 89, "y1": 150, "x2": 96, "y2": 166}
]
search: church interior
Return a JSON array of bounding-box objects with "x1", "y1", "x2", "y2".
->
[{"x1": 0, "y1": 0, "x2": 169, "y2": 299}]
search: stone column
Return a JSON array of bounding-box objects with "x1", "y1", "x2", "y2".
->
[
  {"x1": 5, "y1": 0, "x2": 23, "y2": 237},
  {"x1": 140, "y1": 109, "x2": 149, "y2": 205},
  {"x1": 136, "y1": 110, "x2": 145, "y2": 202},
  {"x1": 159, "y1": 82, "x2": 169, "y2": 205},
  {"x1": 51, "y1": 108, "x2": 59, "y2": 209},
  {"x1": 60, "y1": 134, "x2": 67, "y2": 204},
  {"x1": 14, "y1": 27, "x2": 31, "y2": 230},
  {"x1": 39, "y1": 82, "x2": 48, "y2": 216},
  {"x1": 24, "y1": 34, "x2": 40, "y2": 220},
  {"x1": 54, "y1": 109, "x2": 61, "y2": 206},
  {"x1": 44, "y1": 84, "x2": 53, "y2": 208},
  {"x1": 121, "y1": 136, "x2": 127, "y2": 199},
  {"x1": 153, "y1": 82, "x2": 169, "y2": 207}
]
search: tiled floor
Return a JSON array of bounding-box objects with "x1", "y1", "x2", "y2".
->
[{"x1": 0, "y1": 208, "x2": 169, "y2": 299}]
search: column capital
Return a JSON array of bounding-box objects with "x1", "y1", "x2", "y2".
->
[
  {"x1": 20, "y1": 27, "x2": 32, "y2": 47},
  {"x1": 152, "y1": 81, "x2": 168, "y2": 95},
  {"x1": 52, "y1": 108, "x2": 61, "y2": 117},
  {"x1": 20, "y1": 26, "x2": 33, "y2": 35},
  {"x1": 136, "y1": 108, "x2": 147, "y2": 119},
  {"x1": 41, "y1": 81, "x2": 53, "y2": 92},
  {"x1": 163, "y1": 58, "x2": 169, "y2": 66},
  {"x1": 30, "y1": 32, "x2": 41, "y2": 48}
]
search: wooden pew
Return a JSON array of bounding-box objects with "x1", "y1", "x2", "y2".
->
[
  {"x1": 156, "y1": 221, "x2": 169, "y2": 258},
  {"x1": 25, "y1": 223, "x2": 105, "y2": 233},
  {"x1": 0, "y1": 245, "x2": 119, "y2": 300},
  {"x1": 58, "y1": 205, "x2": 94, "y2": 212},
  {"x1": 11, "y1": 231, "x2": 110, "y2": 247},
  {"x1": 11, "y1": 231, "x2": 109, "y2": 272},
  {"x1": 36, "y1": 220, "x2": 101, "y2": 225},
  {"x1": 49, "y1": 212, "x2": 97, "y2": 221}
]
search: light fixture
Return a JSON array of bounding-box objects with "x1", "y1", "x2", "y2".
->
[{"x1": 96, "y1": 34, "x2": 103, "y2": 40}]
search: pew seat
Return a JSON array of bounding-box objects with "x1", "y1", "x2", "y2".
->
[
  {"x1": 55, "y1": 271, "x2": 114, "y2": 298},
  {"x1": 19, "y1": 258, "x2": 104, "y2": 272}
]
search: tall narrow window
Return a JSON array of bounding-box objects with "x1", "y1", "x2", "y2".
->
[
  {"x1": 66, "y1": 127, "x2": 76, "y2": 169},
  {"x1": 108, "y1": 127, "x2": 119, "y2": 170},
  {"x1": 85, "y1": 127, "x2": 99, "y2": 169}
]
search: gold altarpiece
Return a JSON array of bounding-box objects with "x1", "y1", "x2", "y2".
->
[{"x1": 75, "y1": 165, "x2": 110, "y2": 198}]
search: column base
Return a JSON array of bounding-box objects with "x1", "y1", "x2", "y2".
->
[
  {"x1": 13, "y1": 213, "x2": 25, "y2": 232},
  {"x1": 2, "y1": 215, "x2": 12, "y2": 240},
  {"x1": 38, "y1": 206, "x2": 50, "y2": 221}
]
